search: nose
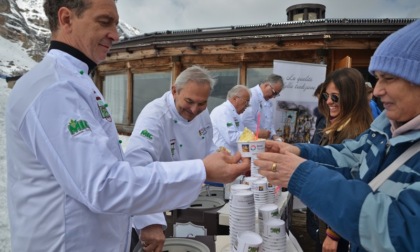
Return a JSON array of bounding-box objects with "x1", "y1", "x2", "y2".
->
[
  {"x1": 109, "y1": 25, "x2": 120, "y2": 42},
  {"x1": 326, "y1": 97, "x2": 334, "y2": 105},
  {"x1": 373, "y1": 80, "x2": 384, "y2": 98},
  {"x1": 189, "y1": 104, "x2": 200, "y2": 115}
]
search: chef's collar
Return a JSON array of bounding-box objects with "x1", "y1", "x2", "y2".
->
[{"x1": 48, "y1": 41, "x2": 97, "y2": 74}]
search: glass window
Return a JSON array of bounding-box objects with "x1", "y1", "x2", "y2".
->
[
  {"x1": 246, "y1": 67, "x2": 273, "y2": 88},
  {"x1": 208, "y1": 69, "x2": 239, "y2": 112},
  {"x1": 103, "y1": 74, "x2": 127, "y2": 124},
  {"x1": 133, "y1": 72, "x2": 171, "y2": 122}
]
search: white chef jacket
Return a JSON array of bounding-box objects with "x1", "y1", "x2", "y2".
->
[
  {"x1": 240, "y1": 85, "x2": 276, "y2": 137},
  {"x1": 210, "y1": 100, "x2": 244, "y2": 154},
  {"x1": 125, "y1": 91, "x2": 217, "y2": 231},
  {"x1": 6, "y1": 49, "x2": 206, "y2": 252}
]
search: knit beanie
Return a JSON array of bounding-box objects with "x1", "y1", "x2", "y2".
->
[{"x1": 369, "y1": 19, "x2": 420, "y2": 85}]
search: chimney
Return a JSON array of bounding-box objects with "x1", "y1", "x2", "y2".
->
[{"x1": 286, "y1": 3, "x2": 326, "y2": 21}]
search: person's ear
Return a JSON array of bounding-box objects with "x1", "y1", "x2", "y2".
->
[
  {"x1": 57, "y1": 7, "x2": 73, "y2": 32},
  {"x1": 171, "y1": 85, "x2": 177, "y2": 96}
]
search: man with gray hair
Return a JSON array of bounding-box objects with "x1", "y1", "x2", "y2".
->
[
  {"x1": 210, "y1": 85, "x2": 251, "y2": 154},
  {"x1": 125, "y1": 65, "x2": 218, "y2": 250},
  {"x1": 241, "y1": 74, "x2": 284, "y2": 140}
]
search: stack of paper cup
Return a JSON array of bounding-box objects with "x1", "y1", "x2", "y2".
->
[
  {"x1": 229, "y1": 190, "x2": 255, "y2": 251},
  {"x1": 251, "y1": 178, "x2": 269, "y2": 217},
  {"x1": 258, "y1": 203, "x2": 280, "y2": 235},
  {"x1": 260, "y1": 218, "x2": 287, "y2": 251},
  {"x1": 237, "y1": 139, "x2": 265, "y2": 177},
  {"x1": 236, "y1": 231, "x2": 263, "y2": 252},
  {"x1": 225, "y1": 175, "x2": 246, "y2": 200},
  {"x1": 230, "y1": 184, "x2": 251, "y2": 200}
]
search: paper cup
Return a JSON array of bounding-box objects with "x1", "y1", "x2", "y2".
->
[
  {"x1": 258, "y1": 203, "x2": 280, "y2": 222},
  {"x1": 242, "y1": 176, "x2": 259, "y2": 186},
  {"x1": 236, "y1": 231, "x2": 263, "y2": 252},
  {"x1": 237, "y1": 139, "x2": 266, "y2": 158},
  {"x1": 261, "y1": 218, "x2": 286, "y2": 237}
]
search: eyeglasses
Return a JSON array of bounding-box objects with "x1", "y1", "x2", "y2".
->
[
  {"x1": 235, "y1": 96, "x2": 250, "y2": 106},
  {"x1": 268, "y1": 84, "x2": 281, "y2": 97},
  {"x1": 321, "y1": 92, "x2": 340, "y2": 103}
]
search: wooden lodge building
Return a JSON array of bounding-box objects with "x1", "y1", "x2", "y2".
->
[{"x1": 94, "y1": 4, "x2": 416, "y2": 135}]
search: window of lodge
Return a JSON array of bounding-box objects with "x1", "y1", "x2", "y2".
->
[
  {"x1": 208, "y1": 69, "x2": 239, "y2": 113},
  {"x1": 103, "y1": 74, "x2": 127, "y2": 124},
  {"x1": 133, "y1": 72, "x2": 172, "y2": 122},
  {"x1": 246, "y1": 68, "x2": 273, "y2": 88}
]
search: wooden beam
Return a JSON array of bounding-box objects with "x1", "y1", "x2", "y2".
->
[{"x1": 126, "y1": 66, "x2": 133, "y2": 125}]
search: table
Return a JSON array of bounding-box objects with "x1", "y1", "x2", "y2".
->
[
  {"x1": 214, "y1": 233, "x2": 303, "y2": 252},
  {"x1": 216, "y1": 191, "x2": 303, "y2": 252}
]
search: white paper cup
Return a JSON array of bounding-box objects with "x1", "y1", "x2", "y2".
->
[
  {"x1": 231, "y1": 183, "x2": 251, "y2": 191},
  {"x1": 242, "y1": 176, "x2": 259, "y2": 186},
  {"x1": 261, "y1": 218, "x2": 286, "y2": 237},
  {"x1": 230, "y1": 190, "x2": 254, "y2": 207},
  {"x1": 258, "y1": 203, "x2": 280, "y2": 222},
  {"x1": 237, "y1": 139, "x2": 266, "y2": 158},
  {"x1": 236, "y1": 231, "x2": 263, "y2": 252},
  {"x1": 251, "y1": 179, "x2": 268, "y2": 192}
]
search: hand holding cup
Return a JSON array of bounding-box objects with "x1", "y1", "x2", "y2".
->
[{"x1": 254, "y1": 150, "x2": 306, "y2": 188}]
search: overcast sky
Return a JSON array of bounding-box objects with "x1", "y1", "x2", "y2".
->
[{"x1": 116, "y1": 0, "x2": 420, "y2": 34}]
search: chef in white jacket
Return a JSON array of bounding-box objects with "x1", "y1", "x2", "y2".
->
[
  {"x1": 240, "y1": 74, "x2": 284, "y2": 140},
  {"x1": 5, "y1": 1, "x2": 249, "y2": 252},
  {"x1": 124, "y1": 65, "x2": 218, "y2": 248},
  {"x1": 210, "y1": 85, "x2": 251, "y2": 154}
]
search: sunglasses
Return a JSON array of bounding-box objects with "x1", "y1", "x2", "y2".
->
[{"x1": 322, "y1": 92, "x2": 340, "y2": 103}]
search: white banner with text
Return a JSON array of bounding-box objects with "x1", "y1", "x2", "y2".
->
[{"x1": 272, "y1": 60, "x2": 327, "y2": 143}]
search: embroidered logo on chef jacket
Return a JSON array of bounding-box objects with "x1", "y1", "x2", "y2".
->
[
  {"x1": 198, "y1": 127, "x2": 208, "y2": 137},
  {"x1": 170, "y1": 139, "x2": 176, "y2": 156},
  {"x1": 234, "y1": 117, "x2": 240, "y2": 127},
  {"x1": 96, "y1": 96, "x2": 112, "y2": 122},
  {"x1": 140, "y1": 129, "x2": 153, "y2": 140},
  {"x1": 68, "y1": 119, "x2": 91, "y2": 136}
]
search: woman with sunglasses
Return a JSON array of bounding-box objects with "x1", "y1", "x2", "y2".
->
[
  {"x1": 318, "y1": 68, "x2": 373, "y2": 146},
  {"x1": 307, "y1": 67, "x2": 373, "y2": 252},
  {"x1": 255, "y1": 20, "x2": 420, "y2": 252}
]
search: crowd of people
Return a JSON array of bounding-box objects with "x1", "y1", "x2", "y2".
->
[{"x1": 5, "y1": 0, "x2": 419, "y2": 252}]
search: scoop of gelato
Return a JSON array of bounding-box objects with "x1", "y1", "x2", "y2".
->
[{"x1": 239, "y1": 127, "x2": 256, "y2": 141}]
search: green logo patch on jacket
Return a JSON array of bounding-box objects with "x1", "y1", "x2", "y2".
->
[
  {"x1": 68, "y1": 119, "x2": 91, "y2": 135},
  {"x1": 140, "y1": 129, "x2": 153, "y2": 140},
  {"x1": 226, "y1": 122, "x2": 233, "y2": 127}
]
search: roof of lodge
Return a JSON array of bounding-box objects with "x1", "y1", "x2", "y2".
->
[{"x1": 109, "y1": 18, "x2": 417, "y2": 53}]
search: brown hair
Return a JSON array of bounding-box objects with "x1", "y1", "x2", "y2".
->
[
  {"x1": 318, "y1": 68, "x2": 373, "y2": 144},
  {"x1": 43, "y1": 0, "x2": 93, "y2": 32}
]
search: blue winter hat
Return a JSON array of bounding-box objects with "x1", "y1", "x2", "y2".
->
[{"x1": 369, "y1": 20, "x2": 420, "y2": 85}]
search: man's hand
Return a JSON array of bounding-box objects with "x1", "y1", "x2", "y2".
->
[
  {"x1": 140, "y1": 224, "x2": 165, "y2": 252},
  {"x1": 203, "y1": 151, "x2": 250, "y2": 184}
]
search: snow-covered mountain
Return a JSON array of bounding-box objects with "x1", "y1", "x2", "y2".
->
[{"x1": 0, "y1": 0, "x2": 141, "y2": 77}]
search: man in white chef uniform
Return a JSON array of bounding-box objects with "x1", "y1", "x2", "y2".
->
[
  {"x1": 210, "y1": 85, "x2": 251, "y2": 154},
  {"x1": 5, "y1": 1, "x2": 250, "y2": 251},
  {"x1": 241, "y1": 74, "x2": 284, "y2": 140},
  {"x1": 125, "y1": 65, "x2": 219, "y2": 249}
]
